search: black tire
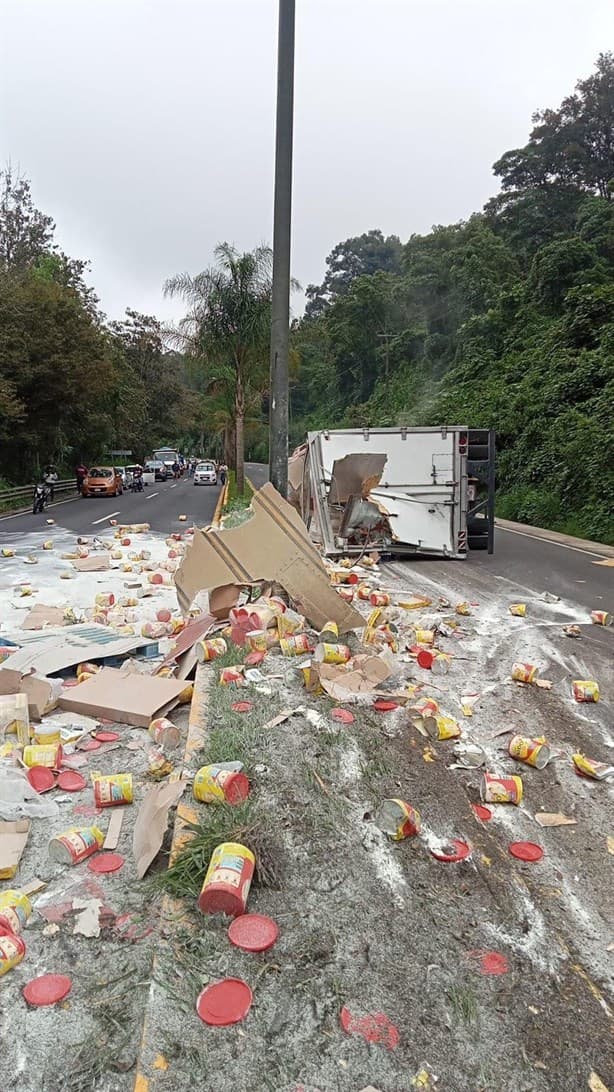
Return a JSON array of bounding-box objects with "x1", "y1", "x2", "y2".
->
[
  {"x1": 467, "y1": 516, "x2": 487, "y2": 534},
  {"x1": 468, "y1": 535, "x2": 489, "y2": 550},
  {"x1": 32, "y1": 502, "x2": 39, "y2": 515}
]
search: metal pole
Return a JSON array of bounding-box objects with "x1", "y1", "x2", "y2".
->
[{"x1": 269, "y1": 0, "x2": 296, "y2": 497}]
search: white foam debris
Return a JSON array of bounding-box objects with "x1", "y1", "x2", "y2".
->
[
  {"x1": 338, "y1": 739, "x2": 362, "y2": 785},
  {"x1": 483, "y1": 883, "x2": 566, "y2": 979}
]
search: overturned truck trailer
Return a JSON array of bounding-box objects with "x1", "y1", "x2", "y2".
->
[{"x1": 289, "y1": 427, "x2": 495, "y2": 559}]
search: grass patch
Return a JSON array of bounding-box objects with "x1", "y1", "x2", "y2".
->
[
  {"x1": 221, "y1": 470, "x2": 255, "y2": 528},
  {"x1": 153, "y1": 799, "x2": 281, "y2": 898},
  {"x1": 447, "y1": 983, "x2": 478, "y2": 1025}
]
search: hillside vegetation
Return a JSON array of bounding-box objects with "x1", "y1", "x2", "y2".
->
[{"x1": 291, "y1": 55, "x2": 614, "y2": 543}]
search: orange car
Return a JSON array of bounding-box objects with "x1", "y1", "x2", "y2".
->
[{"x1": 81, "y1": 466, "x2": 124, "y2": 498}]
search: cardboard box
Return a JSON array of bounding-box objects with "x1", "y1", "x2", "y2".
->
[
  {"x1": 59, "y1": 666, "x2": 187, "y2": 728},
  {"x1": 175, "y1": 483, "x2": 363, "y2": 633},
  {"x1": 0, "y1": 668, "x2": 60, "y2": 721},
  {"x1": 0, "y1": 819, "x2": 30, "y2": 879}
]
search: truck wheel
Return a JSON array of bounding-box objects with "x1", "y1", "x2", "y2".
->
[{"x1": 468, "y1": 535, "x2": 489, "y2": 550}]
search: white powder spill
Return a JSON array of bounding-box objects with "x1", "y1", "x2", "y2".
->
[
  {"x1": 360, "y1": 824, "x2": 407, "y2": 909},
  {"x1": 338, "y1": 739, "x2": 362, "y2": 785},
  {"x1": 483, "y1": 882, "x2": 566, "y2": 979}
]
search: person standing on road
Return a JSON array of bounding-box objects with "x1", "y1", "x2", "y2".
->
[{"x1": 75, "y1": 462, "x2": 88, "y2": 494}]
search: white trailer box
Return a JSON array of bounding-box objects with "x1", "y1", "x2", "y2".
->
[{"x1": 296, "y1": 427, "x2": 469, "y2": 559}]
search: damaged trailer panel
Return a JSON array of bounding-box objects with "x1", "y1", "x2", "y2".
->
[{"x1": 299, "y1": 427, "x2": 474, "y2": 559}]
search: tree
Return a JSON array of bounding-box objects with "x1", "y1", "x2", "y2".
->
[
  {"x1": 0, "y1": 167, "x2": 55, "y2": 272},
  {"x1": 492, "y1": 52, "x2": 614, "y2": 203},
  {"x1": 305, "y1": 229, "x2": 403, "y2": 317},
  {"x1": 164, "y1": 244, "x2": 273, "y2": 494}
]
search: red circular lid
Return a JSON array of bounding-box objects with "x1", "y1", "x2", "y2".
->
[
  {"x1": 27, "y1": 766, "x2": 56, "y2": 793},
  {"x1": 231, "y1": 701, "x2": 253, "y2": 714},
  {"x1": 373, "y1": 699, "x2": 398, "y2": 712},
  {"x1": 23, "y1": 974, "x2": 72, "y2": 1007},
  {"x1": 94, "y1": 731, "x2": 120, "y2": 742},
  {"x1": 430, "y1": 838, "x2": 472, "y2": 863},
  {"x1": 471, "y1": 803, "x2": 493, "y2": 822},
  {"x1": 88, "y1": 852, "x2": 125, "y2": 874},
  {"x1": 80, "y1": 739, "x2": 102, "y2": 751},
  {"x1": 228, "y1": 914, "x2": 279, "y2": 952},
  {"x1": 331, "y1": 707, "x2": 355, "y2": 724},
  {"x1": 417, "y1": 649, "x2": 435, "y2": 669},
  {"x1": 509, "y1": 841, "x2": 544, "y2": 862},
  {"x1": 57, "y1": 771, "x2": 87, "y2": 792},
  {"x1": 196, "y1": 978, "x2": 253, "y2": 1026},
  {"x1": 347, "y1": 573, "x2": 359, "y2": 584},
  {"x1": 245, "y1": 650, "x2": 265, "y2": 666}
]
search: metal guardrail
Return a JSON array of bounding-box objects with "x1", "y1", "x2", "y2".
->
[{"x1": 0, "y1": 479, "x2": 76, "y2": 508}]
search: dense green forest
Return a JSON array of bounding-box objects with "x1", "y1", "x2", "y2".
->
[
  {"x1": 1, "y1": 54, "x2": 612, "y2": 541},
  {"x1": 0, "y1": 169, "x2": 202, "y2": 483},
  {"x1": 289, "y1": 54, "x2": 614, "y2": 543}
]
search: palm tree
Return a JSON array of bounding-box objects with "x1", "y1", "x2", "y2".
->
[{"x1": 164, "y1": 243, "x2": 272, "y2": 494}]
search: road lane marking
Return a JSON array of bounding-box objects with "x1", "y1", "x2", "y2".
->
[
  {"x1": 0, "y1": 494, "x2": 80, "y2": 523},
  {"x1": 170, "y1": 483, "x2": 177, "y2": 489},
  {"x1": 91, "y1": 511, "x2": 120, "y2": 525},
  {"x1": 146, "y1": 492, "x2": 159, "y2": 500},
  {"x1": 499, "y1": 527, "x2": 608, "y2": 560}
]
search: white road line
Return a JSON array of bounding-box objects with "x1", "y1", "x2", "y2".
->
[
  {"x1": 499, "y1": 526, "x2": 608, "y2": 560},
  {"x1": 91, "y1": 510, "x2": 120, "y2": 525},
  {"x1": 170, "y1": 483, "x2": 177, "y2": 489},
  {"x1": 146, "y1": 492, "x2": 159, "y2": 500}
]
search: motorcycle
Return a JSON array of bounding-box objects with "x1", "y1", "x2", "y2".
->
[
  {"x1": 129, "y1": 475, "x2": 144, "y2": 493},
  {"x1": 32, "y1": 482, "x2": 50, "y2": 514}
]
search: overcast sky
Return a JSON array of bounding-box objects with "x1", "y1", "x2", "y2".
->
[{"x1": 1, "y1": 0, "x2": 611, "y2": 322}]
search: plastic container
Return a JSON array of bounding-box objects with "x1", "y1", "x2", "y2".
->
[
  {"x1": 195, "y1": 638, "x2": 228, "y2": 663},
  {"x1": 508, "y1": 735, "x2": 551, "y2": 769},
  {"x1": 375, "y1": 799, "x2": 421, "y2": 841},
  {"x1": 313, "y1": 642, "x2": 351, "y2": 665},
  {"x1": 197, "y1": 842, "x2": 255, "y2": 917},
  {"x1": 23, "y1": 743, "x2": 62, "y2": 769},
  {"x1": 49, "y1": 826, "x2": 104, "y2": 865},
  {"x1": 92, "y1": 773, "x2": 133, "y2": 807},
  {"x1": 148, "y1": 718, "x2": 180, "y2": 750},
  {"x1": 0, "y1": 933, "x2": 26, "y2": 977},
  {"x1": 193, "y1": 765, "x2": 250, "y2": 805},
  {"x1": 0, "y1": 890, "x2": 32, "y2": 935},
  {"x1": 481, "y1": 772, "x2": 523, "y2": 805}
]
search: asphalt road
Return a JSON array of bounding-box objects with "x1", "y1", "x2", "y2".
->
[
  {"x1": 0, "y1": 474, "x2": 223, "y2": 537},
  {"x1": 2, "y1": 462, "x2": 612, "y2": 619},
  {"x1": 247, "y1": 460, "x2": 612, "y2": 616}
]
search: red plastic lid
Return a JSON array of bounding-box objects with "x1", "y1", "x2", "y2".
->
[
  {"x1": 231, "y1": 701, "x2": 253, "y2": 714},
  {"x1": 331, "y1": 708, "x2": 355, "y2": 724},
  {"x1": 245, "y1": 650, "x2": 265, "y2": 666},
  {"x1": 471, "y1": 803, "x2": 493, "y2": 822},
  {"x1": 430, "y1": 838, "x2": 472, "y2": 863},
  {"x1": 27, "y1": 766, "x2": 56, "y2": 793},
  {"x1": 373, "y1": 699, "x2": 398, "y2": 712},
  {"x1": 23, "y1": 974, "x2": 72, "y2": 1006},
  {"x1": 509, "y1": 841, "x2": 544, "y2": 862},
  {"x1": 80, "y1": 739, "x2": 102, "y2": 751},
  {"x1": 417, "y1": 649, "x2": 435, "y2": 669},
  {"x1": 224, "y1": 772, "x2": 250, "y2": 804},
  {"x1": 57, "y1": 771, "x2": 87, "y2": 792},
  {"x1": 196, "y1": 978, "x2": 253, "y2": 1026},
  {"x1": 228, "y1": 914, "x2": 279, "y2": 953},
  {"x1": 94, "y1": 731, "x2": 120, "y2": 742},
  {"x1": 88, "y1": 852, "x2": 125, "y2": 874}
]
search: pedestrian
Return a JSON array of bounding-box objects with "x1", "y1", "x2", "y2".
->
[
  {"x1": 75, "y1": 462, "x2": 88, "y2": 494},
  {"x1": 219, "y1": 464, "x2": 227, "y2": 486}
]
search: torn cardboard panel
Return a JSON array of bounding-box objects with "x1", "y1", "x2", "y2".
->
[
  {"x1": 71, "y1": 555, "x2": 110, "y2": 572},
  {"x1": 59, "y1": 667, "x2": 186, "y2": 728},
  {"x1": 175, "y1": 483, "x2": 363, "y2": 633},
  {"x1": 0, "y1": 819, "x2": 30, "y2": 877},
  {"x1": 314, "y1": 651, "x2": 395, "y2": 704},
  {"x1": 329, "y1": 453, "x2": 386, "y2": 504},
  {"x1": 22, "y1": 604, "x2": 67, "y2": 630},
  {"x1": 0, "y1": 668, "x2": 61, "y2": 720},
  {"x1": 4, "y1": 623, "x2": 154, "y2": 676},
  {"x1": 133, "y1": 779, "x2": 187, "y2": 878}
]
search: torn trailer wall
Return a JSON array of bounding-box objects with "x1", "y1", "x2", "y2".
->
[{"x1": 295, "y1": 427, "x2": 470, "y2": 559}]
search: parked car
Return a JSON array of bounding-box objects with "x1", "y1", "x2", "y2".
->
[
  {"x1": 194, "y1": 461, "x2": 218, "y2": 486},
  {"x1": 143, "y1": 460, "x2": 168, "y2": 484},
  {"x1": 81, "y1": 466, "x2": 123, "y2": 498}
]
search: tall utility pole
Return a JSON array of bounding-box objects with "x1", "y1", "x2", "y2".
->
[{"x1": 269, "y1": 0, "x2": 296, "y2": 498}]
